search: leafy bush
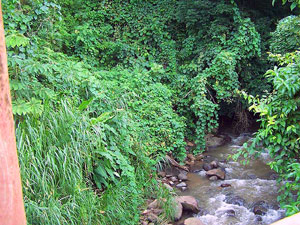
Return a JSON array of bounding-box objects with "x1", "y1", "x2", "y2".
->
[{"x1": 270, "y1": 16, "x2": 300, "y2": 54}]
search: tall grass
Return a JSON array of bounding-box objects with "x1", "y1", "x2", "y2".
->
[
  {"x1": 16, "y1": 101, "x2": 174, "y2": 224},
  {"x1": 16, "y1": 101, "x2": 102, "y2": 224}
]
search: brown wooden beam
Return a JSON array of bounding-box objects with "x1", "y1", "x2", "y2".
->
[
  {"x1": 0, "y1": 1, "x2": 27, "y2": 224},
  {"x1": 272, "y1": 213, "x2": 300, "y2": 225}
]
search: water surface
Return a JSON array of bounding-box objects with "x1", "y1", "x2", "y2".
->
[{"x1": 178, "y1": 133, "x2": 284, "y2": 225}]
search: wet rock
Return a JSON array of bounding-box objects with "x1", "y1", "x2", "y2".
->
[
  {"x1": 272, "y1": 204, "x2": 280, "y2": 210},
  {"x1": 220, "y1": 183, "x2": 231, "y2": 188},
  {"x1": 178, "y1": 173, "x2": 188, "y2": 181},
  {"x1": 206, "y1": 168, "x2": 226, "y2": 180},
  {"x1": 184, "y1": 217, "x2": 205, "y2": 225},
  {"x1": 176, "y1": 182, "x2": 187, "y2": 188},
  {"x1": 254, "y1": 206, "x2": 267, "y2": 215},
  {"x1": 252, "y1": 201, "x2": 269, "y2": 215},
  {"x1": 158, "y1": 171, "x2": 166, "y2": 177},
  {"x1": 203, "y1": 163, "x2": 213, "y2": 171},
  {"x1": 209, "y1": 176, "x2": 218, "y2": 181},
  {"x1": 225, "y1": 209, "x2": 236, "y2": 217},
  {"x1": 163, "y1": 183, "x2": 173, "y2": 191},
  {"x1": 225, "y1": 195, "x2": 246, "y2": 207},
  {"x1": 181, "y1": 187, "x2": 188, "y2": 191},
  {"x1": 175, "y1": 196, "x2": 200, "y2": 213},
  {"x1": 210, "y1": 160, "x2": 219, "y2": 168},
  {"x1": 170, "y1": 176, "x2": 178, "y2": 182},
  {"x1": 206, "y1": 134, "x2": 227, "y2": 147}
]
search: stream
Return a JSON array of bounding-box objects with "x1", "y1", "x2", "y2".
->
[{"x1": 177, "y1": 133, "x2": 285, "y2": 225}]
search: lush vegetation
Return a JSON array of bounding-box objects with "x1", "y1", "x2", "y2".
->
[
  {"x1": 234, "y1": 5, "x2": 300, "y2": 216},
  {"x1": 3, "y1": 0, "x2": 300, "y2": 223}
]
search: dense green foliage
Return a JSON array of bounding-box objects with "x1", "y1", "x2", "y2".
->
[
  {"x1": 235, "y1": 14, "x2": 300, "y2": 216},
  {"x1": 237, "y1": 50, "x2": 300, "y2": 216},
  {"x1": 3, "y1": 0, "x2": 300, "y2": 223}
]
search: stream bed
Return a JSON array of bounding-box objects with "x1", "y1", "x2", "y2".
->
[{"x1": 177, "y1": 133, "x2": 285, "y2": 225}]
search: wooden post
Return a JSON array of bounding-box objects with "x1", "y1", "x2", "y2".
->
[
  {"x1": 0, "y1": 1, "x2": 27, "y2": 224},
  {"x1": 271, "y1": 213, "x2": 300, "y2": 225}
]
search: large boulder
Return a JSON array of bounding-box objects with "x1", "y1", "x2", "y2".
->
[
  {"x1": 206, "y1": 134, "x2": 228, "y2": 147},
  {"x1": 175, "y1": 196, "x2": 200, "y2": 213},
  {"x1": 184, "y1": 217, "x2": 205, "y2": 225},
  {"x1": 206, "y1": 168, "x2": 226, "y2": 180}
]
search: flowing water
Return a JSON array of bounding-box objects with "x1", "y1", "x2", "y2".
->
[{"x1": 178, "y1": 133, "x2": 285, "y2": 225}]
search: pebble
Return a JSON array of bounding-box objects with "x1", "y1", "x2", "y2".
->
[
  {"x1": 176, "y1": 182, "x2": 187, "y2": 188},
  {"x1": 181, "y1": 187, "x2": 188, "y2": 191}
]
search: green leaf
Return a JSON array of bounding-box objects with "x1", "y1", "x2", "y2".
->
[
  {"x1": 78, "y1": 98, "x2": 93, "y2": 111},
  {"x1": 291, "y1": 2, "x2": 298, "y2": 10}
]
